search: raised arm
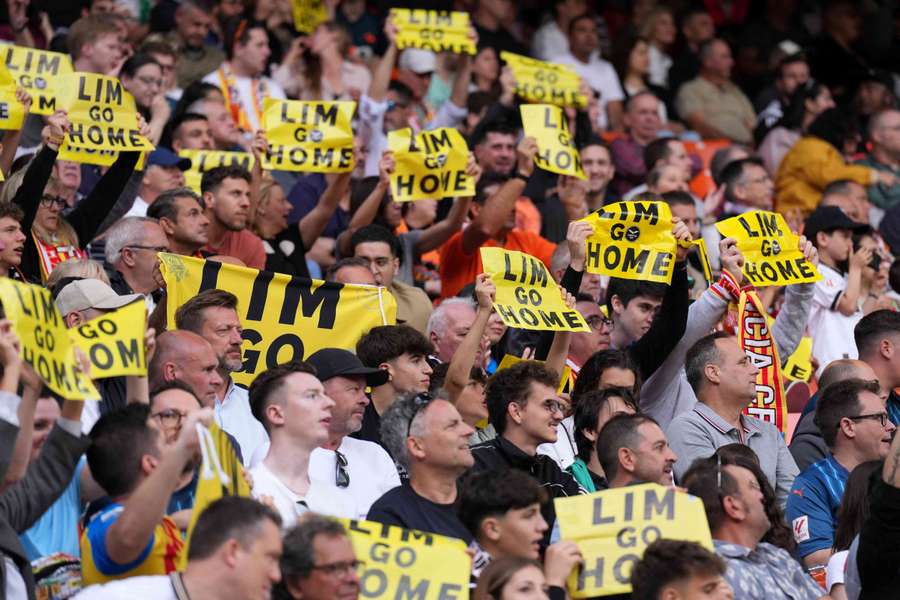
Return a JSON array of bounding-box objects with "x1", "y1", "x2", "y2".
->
[
  {"x1": 336, "y1": 151, "x2": 393, "y2": 257},
  {"x1": 413, "y1": 153, "x2": 480, "y2": 253},
  {"x1": 300, "y1": 172, "x2": 351, "y2": 250},
  {"x1": 12, "y1": 110, "x2": 68, "y2": 232},
  {"x1": 445, "y1": 274, "x2": 494, "y2": 402},
  {"x1": 834, "y1": 243, "x2": 869, "y2": 317},
  {"x1": 367, "y1": 18, "x2": 399, "y2": 103},
  {"x1": 461, "y1": 137, "x2": 536, "y2": 255}
]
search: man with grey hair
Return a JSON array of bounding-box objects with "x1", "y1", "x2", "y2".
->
[
  {"x1": 427, "y1": 297, "x2": 480, "y2": 364},
  {"x1": 667, "y1": 332, "x2": 799, "y2": 508},
  {"x1": 367, "y1": 391, "x2": 475, "y2": 542},
  {"x1": 104, "y1": 216, "x2": 169, "y2": 310},
  {"x1": 273, "y1": 514, "x2": 361, "y2": 600}
]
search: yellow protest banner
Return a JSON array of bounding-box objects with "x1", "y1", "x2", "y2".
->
[
  {"x1": 0, "y1": 278, "x2": 98, "y2": 400},
  {"x1": 56, "y1": 72, "x2": 154, "y2": 153},
  {"x1": 292, "y1": 0, "x2": 327, "y2": 33},
  {"x1": 388, "y1": 128, "x2": 474, "y2": 202},
  {"x1": 716, "y1": 211, "x2": 821, "y2": 287},
  {"x1": 501, "y1": 52, "x2": 586, "y2": 109},
  {"x1": 556, "y1": 483, "x2": 713, "y2": 598},
  {"x1": 161, "y1": 254, "x2": 396, "y2": 387},
  {"x1": 784, "y1": 337, "x2": 813, "y2": 382},
  {"x1": 0, "y1": 64, "x2": 26, "y2": 132},
  {"x1": 179, "y1": 150, "x2": 255, "y2": 193},
  {"x1": 581, "y1": 201, "x2": 677, "y2": 283},
  {"x1": 0, "y1": 45, "x2": 72, "y2": 115},
  {"x1": 481, "y1": 247, "x2": 589, "y2": 332},
  {"x1": 343, "y1": 519, "x2": 470, "y2": 599},
  {"x1": 69, "y1": 300, "x2": 146, "y2": 379},
  {"x1": 391, "y1": 9, "x2": 476, "y2": 55},
  {"x1": 261, "y1": 99, "x2": 355, "y2": 173},
  {"x1": 495, "y1": 354, "x2": 573, "y2": 394},
  {"x1": 521, "y1": 104, "x2": 585, "y2": 179}
]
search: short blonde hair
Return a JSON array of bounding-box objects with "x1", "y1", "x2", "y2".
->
[{"x1": 46, "y1": 259, "x2": 111, "y2": 290}]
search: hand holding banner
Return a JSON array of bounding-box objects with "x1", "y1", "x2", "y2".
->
[
  {"x1": 555, "y1": 484, "x2": 713, "y2": 598},
  {"x1": 261, "y1": 99, "x2": 355, "y2": 173},
  {"x1": 391, "y1": 9, "x2": 476, "y2": 55},
  {"x1": 581, "y1": 201, "x2": 677, "y2": 283},
  {"x1": 0, "y1": 45, "x2": 73, "y2": 115},
  {"x1": 481, "y1": 247, "x2": 589, "y2": 332},
  {"x1": 501, "y1": 52, "x2": 587, "y2": 108},
  {"x1": 387, "y1": 128, "x2": 474, "y2": 202},
  {"x1": 716, "y1": 211, "x2": 821, "y2": 286},
  {"x1": 521, "y1": 104, "x2": 585, "y2": 179}
]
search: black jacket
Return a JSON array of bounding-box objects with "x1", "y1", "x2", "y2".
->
[
  {"x1": 469, "y1": 436, "x2": 584, "y2": 547},
  {"x1": 789, "y1": 410, "x2": 828, "y2": 472}
]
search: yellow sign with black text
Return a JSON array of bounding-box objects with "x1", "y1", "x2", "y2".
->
[
  {"x1": 481, "y1": 247, "x2": 589, "y2": 332},
  {"x1": 521, "y1": 104, "x2": 585, "y2": 179},
  {"x1": 161, "y1": 254, "x2": 396, "y2": 387},
  {"x1": 391, "y1": 9, "x2": 476, "y2": 55},
  {"x1": 291, "y1": 0, "x2": 328, "y2": 33},
  {"x1": 70, "y1": 300, "x2": 147, "y2": 378},
  {"x1": 57, "y1": 72, "x2": 154, "y2": 153},
  {"x1": 784, "y1": 337, "x2": 813, "y2": 382},
  {"x1": 261, "y1": 99, "x2": 355, "y2": 173},
  {"x1": 179, "y1": 150, "x2": 255, "y2": 193},
  {"x1": 556, "y1": 484, "x2": 713, "y2": 598},
  {"x1": 716, "y1": 211, "x2": 821, "y2": 286},
  {"x1": 581, "y1": 201, "x2": 677, "y2": 283},
  {"x1": 0, "y1": 278, "x2": 98, "y2": 400},
  {"x1": 388, "y1": 127, "x2": 474, "y2": 202},
  {"x1": 501, "y1": 52, "x2": 586, "y2": 109},
  {"x1": 0, "y1": 64, "x2": 26, "y2": 132},
  {"x1": 0, "y1": 45, "x2": 72, "y2": 115},
  {"x1": 343, "y1": 519, "x2": 470, "y2": 600}
]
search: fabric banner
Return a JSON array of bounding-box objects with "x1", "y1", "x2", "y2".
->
[
  {"x1": 520, "y1": 104, "x2": 585, "y2": 179},
  {"x1": 0, "y1": 45, "x2": 72, "y2": 115},
  {"x1": 261, "y1": 99, "x2": 355, "y2": 172},
  {"x1": 160, "y1": 254, "x2": 396, "y2": 387},
  {"x1": 179, "y1": 150, "x2": 255, "y2": 194},
  {"x1": 180, "y1": 422, "x2": 250, "y2": 568},
  {"x1": 500, "y1": 52, "x2": 586, "y2": 108},
  {"x1": 70, "y1": 300, "x2": 147, "y2": 379},
  {"x1": 0, "y1": 278, "x2": 98, "y2": 400},
  {"x1": 555, "y1": 483, "x2": 713, "y2": 598},
  {"x1": 738, "y1": 290, "x2": 788, "y2": 434},
  {"x1": 0, "y1": 63, "x2": 26, "y2": 131},
  {"x1": 291, "y1": 0, "x2": 328, "y2": 33},
  {"x1": 391, "y1": 9, "x2": 476, "y2": 55},
  {"x1": 56, "y1": 72, "x2": 154, "y2": 153},
  {"x1": 481, "y1": 247, "x2": 589, "y2": 332},
  {"x1": 580, "y1": 201, "x2": 677, "y2": 283},
  {"x1": 387, "y1": 127, "x2": 474, "y2": 202},
  {"x1": 716, "y1": 211, "x2": 821, "y2": 287},
  {"x1": 343, "y1": 519, "x2": 470, "y2": 600}
]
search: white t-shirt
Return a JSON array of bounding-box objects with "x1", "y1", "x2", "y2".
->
[
  {"x1": 536, "y1": 415, "x2": 577, "y2": 470},
  {"x1": 550, "y1": 50, "x2": 624, "y2": 130},
  {"x1": 215, "y1": 382, "x2": 269, "y2": 466},
  {"x1": 826, "y1": 549, "x2": 849, "y2": 592},
  {"x1": 531, "y1": 20, "x2": 569, "y2": 61},
  {"x1": 251, "y1": 462, "x2": 353, "y2": 529},
  {"x1": 74, "y1": 576, "x2": 175, "y2": 600},
  {"x1": 809, "y1": 263, "x2": 861, "y2": 376},
  {"x1": 124, "y1": 196, "x2": 149, "y2": 218},
  {"x1": 309, "y1": 437, "x2": 400, "y2": 520}
]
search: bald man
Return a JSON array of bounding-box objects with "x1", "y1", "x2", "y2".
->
[
  {"x1": 149, "y1": 330, "x2": 224, "y2": 406},
  {"x1": 790, "y1": 359, "x2": 880, "y2": 470}
]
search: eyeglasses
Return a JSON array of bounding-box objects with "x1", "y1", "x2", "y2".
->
[
  {"x1": 585, "y1": 314, "x2": 613, "y2": 331},
  {"x1": 847, "y1": 412, "x2": 890, "y2": 427},
  {"x1": 39, "y1": 195, "x2": 67, "y2": 210},
  {"x1": 335, "y1": 449, "x2": 350, "y2": 488},
  {"x1": 541, "y1": 399, "x2": 564, "y2": 415},
  {"x1": 406, "y1": 392, "x2": 433, "y2": 437},
  {"x1": 310, "y1": 560, "x2": 365, "y2": 577},
  {"x1": 135, "y1": 75, "x2": 163, "y2": 88},
  {"x1": 125, "y1": 244, "x2": 170, "y2": 253},
  {"x1": 152, "y1": 408, "x2": 188, "y2": 429}
]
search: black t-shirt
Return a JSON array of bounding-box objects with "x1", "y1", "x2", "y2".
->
[
  {"x1": 264, "y1": 227, "x2": 310, "y2": 279},
  {"x1": 367, "y1": 483, "x2": 473, "y2": 544},
  {"x1": 352, "y1": 402, "x2": 382, "y2": 448}
]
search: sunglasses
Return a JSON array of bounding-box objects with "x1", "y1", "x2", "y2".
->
[
  {"x1": 335, "y1": 449, "x2": 349, "y2": 488},
  {"x1": 406, "y1": 392, "x2": 434, "y2": 437}
]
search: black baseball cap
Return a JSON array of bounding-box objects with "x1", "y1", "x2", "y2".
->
[
  {"x1": 306, "y1": 348, "x2": 389, "y2": 387},
  {"x1": 804, "y1": 205, "x2": 869, "y2": 242}
]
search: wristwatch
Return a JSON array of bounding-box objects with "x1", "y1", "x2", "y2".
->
[{"x1": 512, "y1": 171, "x2": 529, "y2": 182}]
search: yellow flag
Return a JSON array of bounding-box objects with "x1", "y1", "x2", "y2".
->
[
  {"x1": 555, "y1": 484, "x2": 713, "y2": 598},
  {"x1": 69, "y1": 300, "x2": 147, "y2": 378},
  {"x1": 56, "y1": 72, "x2": 154, "y2": 153},
  {"x1": 160, "y1": 254, "x2": 397, "y2": 387},
  {"x1": 0, "y1": 278, "x2": 98, "y2": 400},
  {"x1": 343, "y1": 519, "x2": 470, "y2": 599},
  {"x1": 179, "y1": 150, "x2": 255, "y2": 194},
  {"x1": 391, "y1": 9, "x2": 476, "y2": 55},
  {"x1": 580, "y1": 201, "x2": 677, "y2": 283},
  {"x1": 521, "y1": 104, "x2": 585, "y2": 179},
  {"x1": 292, "y1": 0, "x2": 327, "y2": 33},
  {"x1": 501, "y1": 52, "x2": 587, "y2": 108},
  {"x1": 0, "y1": 46, "x2": 73, "y2": 115},
  {"x1": 387, "y1": 128, "x2": 474, "y2": 202},
  {"x1": 716, "y1": 210, "x2": 821, "y2": 287},
  {"x1": 261, "y1": 99, "x2": 355, "y2": 173},
  {"x1": 481, "y1": 247, "x2": 589, "y2": 332}
]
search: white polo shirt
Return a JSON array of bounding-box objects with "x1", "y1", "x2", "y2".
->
[{"x1": 250, "y1": 462, "x2": 353, "y2": 529}]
